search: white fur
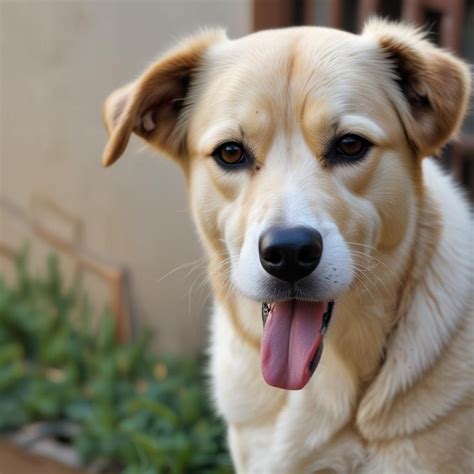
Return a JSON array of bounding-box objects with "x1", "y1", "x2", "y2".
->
[{"x1": 211, "y1": 160, "x2": 473, "y2": 472}]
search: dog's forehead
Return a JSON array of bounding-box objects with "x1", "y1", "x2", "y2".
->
[
  {"x1": 215, "y1": 27, "x2": 366, "y2": 64},
  {"x1": 189, "y1": 27, "x2": 391, "y2": 151},
  {"x1": 206, "y1": 27, "x2": 383, "y2": 101}
]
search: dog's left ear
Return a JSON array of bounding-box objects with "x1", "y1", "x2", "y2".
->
[
  {"x1": 102, "y1": 29, "x2": 227, "y2": 167},
  {"x1": 363, "y1": 20, "x2": 471, "y2": 157}
]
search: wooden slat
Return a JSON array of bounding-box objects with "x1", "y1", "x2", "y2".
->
[
  {"x1": 401, "y1": 0, "x2": 464, "y2": 52},
  {"x1": 358, "y1": 0, "x2": 381, "y2": 30},
  {"x1": 451, "y1": 133, "x2": 474, "y2": 183},
  {"x1": 254, "y1": 0, "x2": 293, "y2": 30},
  {"x1": 302, "y1": 0, "x2": 315, "y2": 25},
  {"x1": 0, "y1": 440, "x2": 84, "y2": 474},
  {"x1": 0, "y1": 197, "x2": 132, "y2": 343}
]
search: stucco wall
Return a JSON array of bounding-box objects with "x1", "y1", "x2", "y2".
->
[{"x1": 0, "y1": 1, "x2": 251, "y2": 354}]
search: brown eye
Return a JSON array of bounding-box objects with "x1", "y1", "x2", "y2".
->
[
  {"x1": 214, "y1": 142, "x2": 249, "y2": 168},
  {"x1": 219, "y1": 143, "x2": 243, "y2": 164},
  {"x1": 325, "y1": 134, "x2": 372, "y2": 166},
  {"x1": 337, "y1": 135, "x2": 365, "y2": 156}
]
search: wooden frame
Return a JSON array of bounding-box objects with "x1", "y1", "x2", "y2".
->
[
  {"x1": 253, "y1": 0, "x2": 294, "y2": 30},
  {"x1": 0, "y1": 196, "x2": 132, "y2": 343}
]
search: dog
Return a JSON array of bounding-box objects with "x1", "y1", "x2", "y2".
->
[{"x1": 102, "y1": 19, "x2": 473, "y2": 473}]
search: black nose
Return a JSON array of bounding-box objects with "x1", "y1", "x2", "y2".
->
[{"x1": 259, "y1": 226, "x2": 323, "y2": 283}]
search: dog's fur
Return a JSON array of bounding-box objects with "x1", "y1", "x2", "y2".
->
[{"x1": 102, "y1": 20, "x2": 473, "y2": 473}]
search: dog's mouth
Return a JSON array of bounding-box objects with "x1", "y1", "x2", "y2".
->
[{"x1": 261, "y1": 300, "x2": 334, "y2": 390}]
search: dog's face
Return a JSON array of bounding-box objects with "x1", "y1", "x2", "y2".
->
[
  {"x1": 103, "y1": 22, "x2": 470, "y2": 390},
  {"x1": 186, "y1": 27, "x2": 416, "y2": 304}
]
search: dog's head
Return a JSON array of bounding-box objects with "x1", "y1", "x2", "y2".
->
[{"x1": 102, "y1": 21, "x2": 470, "y2": 390}]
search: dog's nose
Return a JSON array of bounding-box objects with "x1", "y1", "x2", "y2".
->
[{"x1": 259, "y1": 226, "x2": 323, "y2": 283}]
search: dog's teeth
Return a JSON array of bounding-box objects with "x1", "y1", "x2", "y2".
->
[{"x1": 262, "y1": 303, "x2": 271, "y2": 327}]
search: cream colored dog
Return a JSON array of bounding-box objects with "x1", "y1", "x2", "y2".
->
[{"x1": 102, "y1": 20, "x2": 473, "y2": 473}]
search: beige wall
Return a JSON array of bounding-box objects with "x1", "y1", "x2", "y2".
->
[{"x1": 0, "y1": 1, "x2": 251, "y2": 353}]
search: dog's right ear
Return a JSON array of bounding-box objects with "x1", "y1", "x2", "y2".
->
[{"x1": 102, "y1": 29, "x2": 226, "y2": 167}]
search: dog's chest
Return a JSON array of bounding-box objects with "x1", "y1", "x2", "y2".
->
[{"x1": 209, "y1": 304, "x2": 366, "y2": 472}]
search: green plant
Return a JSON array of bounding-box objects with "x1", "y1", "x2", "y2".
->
[{"x1": 0, "y1": 248, "x2": 231, "y2": 473}]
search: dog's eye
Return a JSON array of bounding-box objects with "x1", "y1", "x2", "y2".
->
[
  {"x1": 337, "y1": 135, "x2": 365, "y2": 156},
  {"x1": 220, "y1": 143, "x2": 244, "y2": 163},
  {"x1": 213, "y1": 142, "x2": 248, "y2": 168},
  {"x1": 326, "y1": 134, "x2": 372, "y2": 165}
]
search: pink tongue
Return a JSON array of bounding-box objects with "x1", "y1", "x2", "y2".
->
[{"x1": 261, "y1": 300, "x2": 325, "y2": 390}]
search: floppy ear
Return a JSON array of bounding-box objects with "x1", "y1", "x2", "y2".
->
[
  {"x1": 102, "y1": 29, "x2": 226, "y2": 167},
  {"x1": 363, "y1": 19, "x2": 471, "y2": 157}
]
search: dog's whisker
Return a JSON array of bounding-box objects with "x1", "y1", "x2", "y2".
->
[
  {"x1": 184, "y1": 263, "x2": 207, "y2": 280},
  {"x1": 187, "y1": 266, "x2": 212, "y2": 319},
  {"x1": 349, "y1": 261, "x2": 384, "y2": 301},
  {"x1": 352, "y1": 264, "x2": 392, "y2": 299},
  {"x1": 156, "y1": 257, "x2": 206, "y2": 283},
  {"x1": 351, "y1": 273, "x2": 376, "y2": 302},
  {"x1": 349, "y1": 249, "x2": 402, "y2": 285},
  {"x1": 199, "y1": 288, "x2": 215, "y2": 312},
  {"x1": 350, "y1": 258, "x2": 393, "y2": 296}
]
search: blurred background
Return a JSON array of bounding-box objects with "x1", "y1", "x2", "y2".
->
[{"x1": 0, "y1": 0, "x2": 472, "y2": 472}]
